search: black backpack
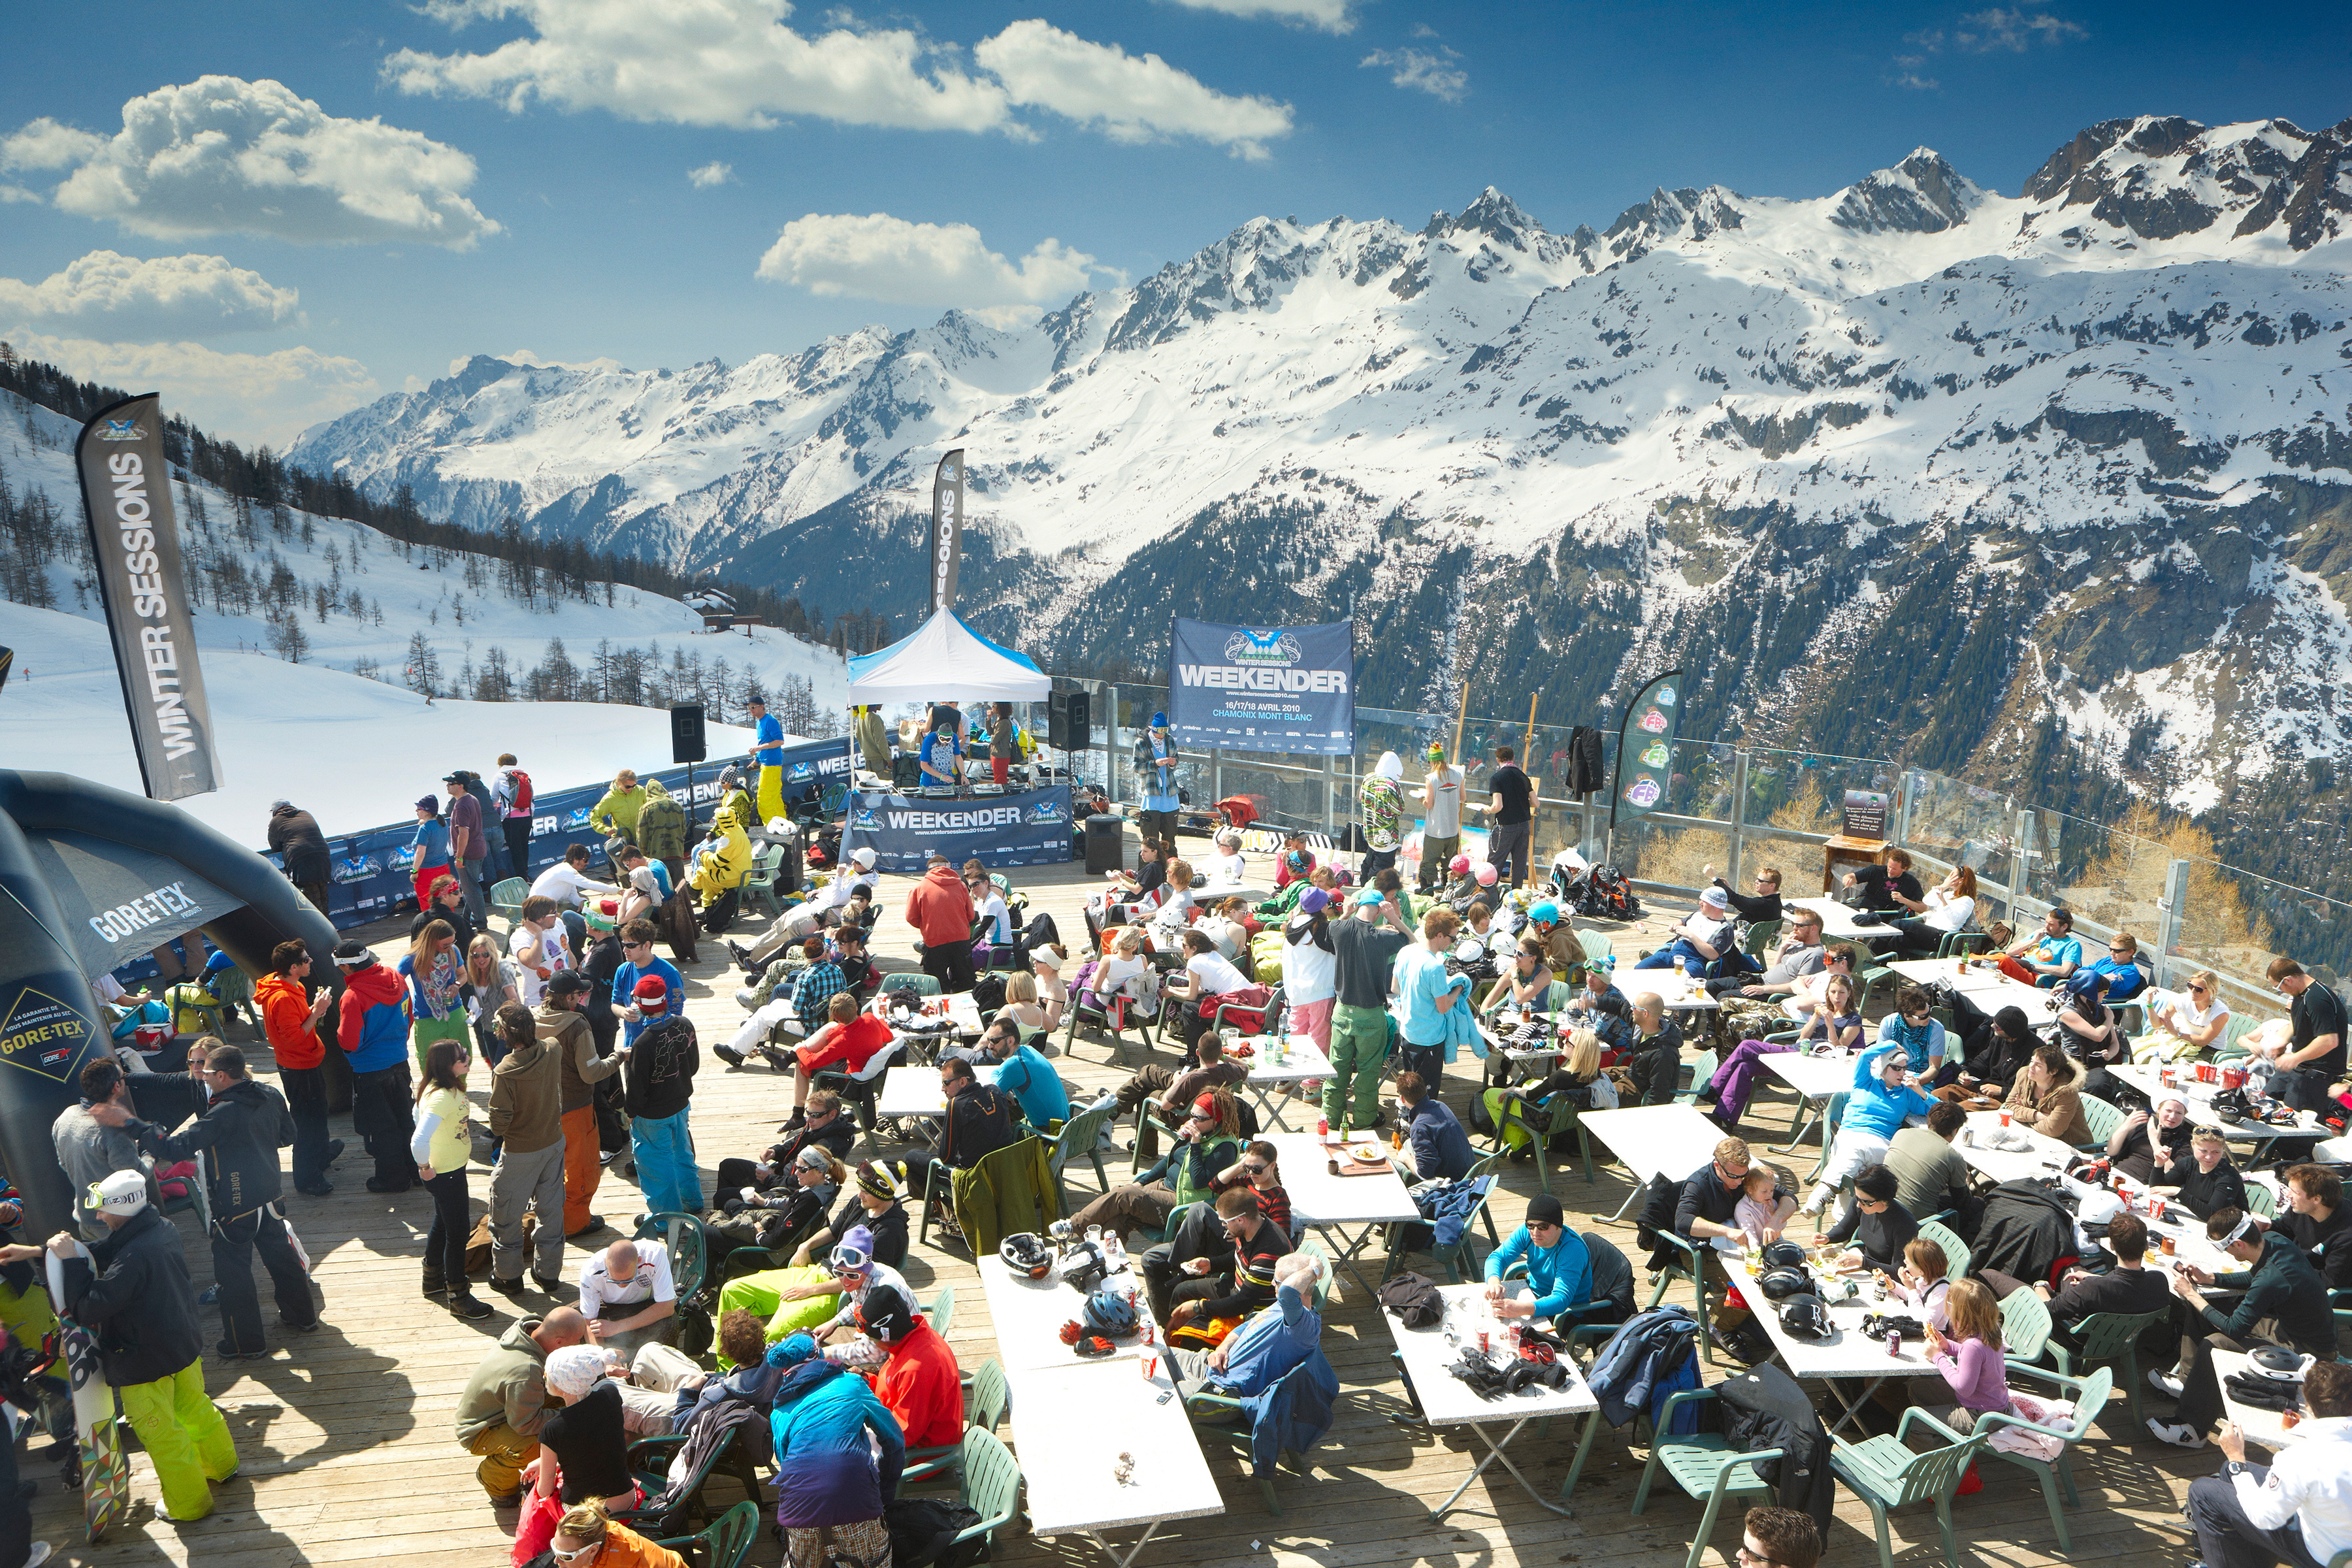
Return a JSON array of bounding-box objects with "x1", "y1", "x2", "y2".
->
[
  {"x1": 1377, "y1": 1270, "x2": 1445, "y2": 1327},
  {"x1": 887, "y1": 1496, "x2": 988, "y2": 1567}
]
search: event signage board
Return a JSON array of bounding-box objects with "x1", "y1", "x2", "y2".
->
[
  {"x1": 1166, "y1": 617, "x2": 1355, "y2": 756},
  {"x1": 930, "y1": 449, "x2": 966, "y2": 615},
  {"x1": 841, "y1": 785, "x2": 1073, "y2": 873},
  {"x1": 1842, "y1": 789, "x2": 1890, "y2": 840},
  {"x1": 1609, "y1": 668, "x2": 1684, "y2": 829},
  {"x1": 73, "y1": 394, "x2": 222, "y2": 801}
]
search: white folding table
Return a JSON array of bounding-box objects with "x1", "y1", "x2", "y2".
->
[
  {"x1": 1786, "y1": 896, "x2": 1903, "y2": 945},
  {"x1": 1887, "y1": 956, "x2": 2055, "y2": 1021},
  {"x1": 1266, "y1": 1132, "x2": 1422, "y2": 1296},
  {"x1": 1383, "y1": 1282, "x2": 1604, "y2": 1520},
  {"x1": 1953, "y1": 1109, "x2": 2078, "y2": 1185},
  {"x1": 2108, "y1": 1061, "x2": 2328, "y2": 1158},
  {"x1": 1578, "y1": 1104, "x2": 1731, "y2": 1220},
  {"x1": 1728, "y1": 1254, "x2": 1923, "y2": 1432},
  {"x1": 1620, "y1": 970, "x2": 1723, "y2": 1013},
  {"x1": 1760, "y1": 1049, "x2": 1857, "y2": 1159},
  {"x1": 1006, "y1": 1358, "x2": 1224, "y2": 1567},
  {"x1": 974, "y1": 1250, "x2": 1158, "y2": 1371},
  {"x1": 874, "y1": 1062, "x2": 1000, "y2": 1119},
  {"x1": 1239, "y1": 1034, "x2": 1333, "y2": 1131}
]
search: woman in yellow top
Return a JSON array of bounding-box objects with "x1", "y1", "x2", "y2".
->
[
  {"x1": 592, "y1": 769, "x2": 645, "y2": 845},
  {"x1": 410, "y1": 1037, "x2": 492, "y2": 1320}
]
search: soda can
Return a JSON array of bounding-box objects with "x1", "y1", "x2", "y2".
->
[
  {"x1": 1317, "y1": 1117, "x2": 1330, "y2": 1139},
  {"x1": 1886, "y1": 1331, "x2": 1902, "y2": 1359},
  {"x1": 1478, "y1": 1330, "x2": 1490, "y2": 1355}
]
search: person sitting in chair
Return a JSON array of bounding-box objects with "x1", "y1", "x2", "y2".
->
[{"x1": 1635, "y1": 885, "x2": 1736, "y2": 977}]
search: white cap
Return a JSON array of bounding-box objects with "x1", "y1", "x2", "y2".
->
[
  {"x1": 851, "y1": 847, "x2": 876, "y2": 870},
  {"x1": 90, "y1": 1169, "x2": 148, "y2": 1217}
]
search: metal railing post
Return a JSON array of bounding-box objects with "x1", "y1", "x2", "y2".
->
[
  {"x1": 1103, "y1": 682, "x2": 1119, "y2": 804},
  {"x1": 1211, "y1": 749, "x2": 1222, "y2": 816},
  {"x1": 2157, "y1": 858, "x2": 2191, "y2": 990},
  {"x1": 1726, "y1": 750, "x2": 1750, "y2": 887},
  {"x1": 1895, "y1": 771, "x2": 1919, "y2": 851},
  {"x1": 2008, "y1": 804, "x2": 2034, "y2": 924},
  {"x1": 1320, "y1": 753, "x2": 1335, "y2": 837}
]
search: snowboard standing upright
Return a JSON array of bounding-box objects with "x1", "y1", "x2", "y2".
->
[{"x1": 45, "y1": 1248, "x2": 129, "y2": 1541}]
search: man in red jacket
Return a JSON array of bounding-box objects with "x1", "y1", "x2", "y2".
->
[
  {"x1": 860, "y1": 1284, "x2": 962, "y2": 1449},
  {"x1": 904, "y1": 851, "x2": 976, "y2": 994}
]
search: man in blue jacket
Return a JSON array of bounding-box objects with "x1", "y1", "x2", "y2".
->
[
  {"x1": 613, "y1": 921, "x2": 685, "y2": 1046},
  {"x1": 1397, "y1": 1073, "x2": 1475, "y2": 1182},
  {"x1": 1483, "y1": 1193, "x2": 1597, "y2": 1321},
  {"x1": 766, "y1": 1330, "x2": 904, "y2": 1567},
  {"x1": 748, "y1": 696, "x2": 787, "y2": 828}
]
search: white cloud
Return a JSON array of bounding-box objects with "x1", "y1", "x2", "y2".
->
[
  {"x1": 687, "y1": 160, "x2": 735, "y2": 188},
  {"x1": 974, "y1": 20, "x2": 1292, "y2": 159},
  {"x1": 1360, "y1": 46, "x2": 1467, "y2": 103},
  {"x1": 756, "y1": 212, "x2": 1111, "y2": 308},
  {"x1": 0, "y1": 77, "x2": 500, "y2": 249},
  {"x1": 7, "y1": 330, "x2": 378, "y2": 447},
  {"x1": 0, "y1": 250, "x2": 300, "y2": 340},
  {"x1": 387, "y1": 0, "x2": 1013, "y2": 135},
  {"x1": 1160, "y1": 0, "x2": 1355, "y2": 33},
  {"x1": 0, "y1": 184, "x2": 40, "y2": 204},
  {"x1": 1953, "y1": 8, "x2": 2087, "y2": 50}
]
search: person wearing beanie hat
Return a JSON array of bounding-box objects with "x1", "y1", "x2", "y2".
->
[
  {"x1": 864, "y1": 1281, "x2": 961, "y2": 1448},
  {"x1": 408, "y1": 793, "x2": 454, "y2": 912},
  {"x1": 1637, "y1": 883, "x2": 1738, "y2": 978},
  {"x1": 1483, "y1": 1192, "x2": 1601, "y2": 1324},
  {"x1": 1415, "y1": 746, "x2": 1463, "y2": 894},
  {"x1": 46, "y1": 1169, "x2": 238, "y2": 1522},
  {"x1": 1282, "y1": 884, "x2": 1339, "y2": 1053},
  {"x1": 615, "y1": 956, "x2": 702, "y2": 1217}
]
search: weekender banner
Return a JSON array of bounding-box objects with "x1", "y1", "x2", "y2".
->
[
  {"x1": 929, "y1": 448, "x2": 965, "y2": 615},
  {"x1": 73, "y1": 394, "x2": 221, "y2": 801},
  {"x1": 1609, "y1": 668, "x2": 1684, "y2": 830},
  {"x1": 840, "y1": 785, "x2": 1072, "y2": 873},
  {"x1": 1167, "y1": 617, "x2": 1355, "y2": 755}
]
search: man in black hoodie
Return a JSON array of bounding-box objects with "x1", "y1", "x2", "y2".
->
[
  {"x1": 44, "y1": 1169, "x2": 237, "y2": 1522},
  {"x1": 95, "y1": 1041, "x2": 319, "y2": 1359},
  {"x1": 266, "y1": 799, "x2": 333, "y2": 915}
]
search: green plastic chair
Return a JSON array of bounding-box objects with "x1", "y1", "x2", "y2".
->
[
  {"x1": 1740, "y1": 921, "x2": 1784, "y2": 968},
  {"x1": 1648, "y1": 1228, "x2": 1716, "y2": 1362},
  {"x1": 617, "y1": 1428, "x2": 762, "y2": 1536},
  {"x1": 953, "y1": 1429, "x2": 1024, "y2": 1555},
  {"x1": 1633, "y1": 1388, "x2": 1782, "y2": 1568},
  {"x1": 921, "y1": 1284, "x2": 956, "y2": 1340},
  {"x1": 652, "y1": 1500, "x2": 759, "y2": 1568},
  {"x1": 1857, "y1": 962, "x2": 1902, "y2": 1017},
  {"x1": 1674, "y1": 1048, "x2": 1720, "y2": 1106},
  {"x1": 487, "y1": 875, "x2": 529, "y2": 933},
  {"x1": 1580, "y1": 930, "x2": 1614, "y2": 966},
  {"x1": 1380, "y1": 1173, "x2": 1497, "y2": 1284},
  {"x1": 1999, "y1": 1286, "x2": 2051, "y2": 1362},
  {"x1": 1047, "y1": 1100, "x2": 1116, "y2": 1207},
  {"x1": 1829, "y1": 1416, "x2": 1989, "y2": 1568},
  {"x1": 904, "y1": 1355, "x2": 1009, "y2": 1487},
  {"x1": 2077, "y1": 1094, "x2": 2123, "y2": 1152},
  {"x1": 1919, "y1": 1365, "x2": 2112, "y2": 1552},
  {"x1": 1184, "y1": 1356, "x2": 1335, "y2": 1513},
  {"x1": 1155, "y1": 1199, "x2": 1204, "y2": 1249},
  {"x1": 740, "y1": 843, "x2": 789, "y2": 919},
  {"x1": 1915, "y1": 1218, "x2": 1971, "y2": 1281},
  {"x1": 2047, "y1": 1309, "x2": 2170, "y2": 1429},
  {"x1": 1935, "y1": 930, "x2": 1990, "y2": 959},
  {"x1": 1293, "y1": 1233, "x2": 1339, "y2": 1309},
  {"x1": 1494, "y1": 1088, "x2": 1593, "y2": 1188},
  {"x1": 880, "y1": 971, "x2": 943, "y2": 1000},
  {"x1": 2246, "y1": 1182, "x2": 2278, "y2": 1219}
]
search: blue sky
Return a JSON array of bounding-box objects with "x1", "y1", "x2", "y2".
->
[{"x1": 1, "y1": 0, "x2": 2345, "y2": 446}]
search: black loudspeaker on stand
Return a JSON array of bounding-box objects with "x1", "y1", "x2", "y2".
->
[
  {"x1": 671, "y1": 704, "x2": 707, "y2": 764},
  {"x1": 1049, "y1": 690, "x2": 1090, "y2": 751}
]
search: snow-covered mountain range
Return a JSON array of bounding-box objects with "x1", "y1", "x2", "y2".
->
[{"x1": 289, "y1": 112, "x2": 2352, "y2": 834}]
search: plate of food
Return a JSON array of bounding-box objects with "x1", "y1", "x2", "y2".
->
[{"x1": 1347, "y1": 1141, "x2": 1388, "y2": 1164}]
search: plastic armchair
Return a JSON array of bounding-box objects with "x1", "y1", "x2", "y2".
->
[
  {"x1": 615, "y1": 1429, "x2": 762, "y2": 1537},
  {"x1": 879, "y1": 971, "x2": 943, "y2": 1001},
  {"x1": 1648, "y1": 1228, "x2": 1715, "y2": 1362},
  {"x1": 1935, "y1": 930, "x2": 1990, "y2": 959},
  {"x1": 1915, "y1": 1218, "x2": 1971, "y2": 1281},
  {"x1": 1631, "y1": 1387, "x2": 1782, "y2": 1568},
  {"x1": 1494, "y1": 1088, "x2": 1593, "y2": 1190},
  {"x1": 1998, "y1": 1286, "x2": 2052, "y2": 1362},
  {"x1": 1183, "y1": 1357, "x2": 1335, "y2": 1514},
  {"x1": 1828, "y1": 1413, "x2": 1990, "y2": 1568},
  {"x1": 904, "y1": 1354, "x2": 1007, "y2": 1487},
  {"x1": 487, "y1": 875, "x2": 529, "y2": 933},
  {"x1": 2246, "y1": 1182, "x2": 2278, "y2": 1219},
  {"x1": 950, "y1": 1429, "x2": 1023, "y2": 1556},
  {"x1": 651, "y1": 1500, "x2": 760, "y2": 1568},
  {"x1": 1740, "y1": 921, "x2": 1784, "y2": 969},
  {"x1": 2046, "y1": 1308, "x2": 2170, "y2": 1428},
  {"x1": 1047, "y1": 1100, "x2": 1116, "y2": 1207},
  {"x1": 1914, "y1": 1364, "x2": 2112, "y2": 1553},
  {"x1": 1380, "y1": 1173, "x2": 1497, "y2": 1284},
  {"x1": 2076, "y1": 1094, "x2": 2123, "y2": 1152}
]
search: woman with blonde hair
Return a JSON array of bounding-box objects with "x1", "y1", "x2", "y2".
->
[
  {"x1": 464, "y1": 931, "x2": 523, "y2": 1065},
  {"x1": 547, "y1": 1501, "x2": 687, "y2": 1568},
  {"x1": 1485, "y1": 1026, "x2": 1616, "y2": 1156},
  {"x1": 1895, "y1": 864, "x2": 1979, "y2": 954},
  {"x1": 1921, "y1": 1278, "x2": 2014, "y2": 1431},
  {"x1": 2141, "y1": 968, "x2": 2232, "y2": 1056},
  {"x1": 998, "y1": 970, "x2": 1063, "y2": 1038},
  {"x1": 400, "y1": 917, "x2": 469, "y2": 1072},
  {"x1": 410, "y1": 1036, "x2": 490, "y2": 1319}
]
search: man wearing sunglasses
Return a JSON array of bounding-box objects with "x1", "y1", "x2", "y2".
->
[
  {"x1": 1735, "y1": 1507, "x2": 1821, "y2": 1568},
  {"x1": 1674, "y1": 1137, "x2": 1796, "y2": 1335}
]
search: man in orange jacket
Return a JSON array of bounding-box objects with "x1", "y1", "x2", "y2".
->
[
  {"x1": 904, "y1": 851, "x2": 976, "y2": 994},
  {"x1": 256, "y1": 941, "x2": 341, "y2": 1196},
  {"x1": 860, "y1": 1284, "x2": 962, "y2": 1450}
]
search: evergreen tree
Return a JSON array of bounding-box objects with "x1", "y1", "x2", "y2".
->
[
  {"x1": 405, "y1": 630, "x2": 440, "y2": 695},
  {"x1": 269, "y1": 612, "x2": 310, "y2": 664},
  {"x1": 476, "y1": 645, "x2": 514, "y2": 702}
]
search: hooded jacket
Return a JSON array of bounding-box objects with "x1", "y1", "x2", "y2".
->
[
  {"x1": 455, "y1": 1316, "x2": 559, "y2": 1443},
  {"x1": 255, "y1": 971, "x2": 324, "y2": 1070},
  {"x1": 768, "y1": 1357, "x2": 906, "y2": 1527},
  {"x1": 540, "y1": 1004, "x2": 619, "y2": 1114},
  {"x1": 489, "y1": 1031, "x2": 564, "y2": 1152},
  {"x1": 904, "y1": 863, "x2": 975, "y2": 947},
  {"x1": 337, "y1": 958, "x2": 412, "y2": 1073},
  {"x1": 623, "y1": 1013, "x2": 699, "y2": 1122},
  {"x1": 267, "y1": 804, "x2": 331, "y2": 883},
  {"x1": 59, "y1": 1205, "x2": 204, "y2": 1389},
  {"x1": 635, "y1": 780, "x2": 688, "y2": 864},
  {"x1": 127, "y1": 1075, "x2": 295, "y2": 1218},
  {"x1": 593, "y1": 781, "x2": 646, "y2": 841}
]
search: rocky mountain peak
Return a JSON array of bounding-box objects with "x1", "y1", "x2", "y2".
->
[
  {"x1": 1829, "y1": 148, "x2": 1985, "y2": 234},
  {"x1": 1449, "y1": 187, "x2": 1546, "y2": 250},
  {"x1": 2020, "y1": 114, "x2": 2352, "y2": 250},
  {"x1": 1603, "y1": 184, "x2": 1747, "y2": 261}
]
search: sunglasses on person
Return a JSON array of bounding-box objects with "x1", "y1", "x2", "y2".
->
[
  {"x1": 623, "y1": 940, "x2": 650, "y2": 952},
  {"x1": 1241, "y1": 1161, "x2": 1268, "y2": 1175},
  {"x1": 550, "y1": 1544, "x2": 604, "y2": 1565},
  {"x1": 1528, "y1": 1220, "x2": 1563, "y2": 1235},
  {"x1": 2193, "y1": 1124, "x2": 2227, "y2": 1138},
  {"x1": 2188, "y1": 983, "x2": 2209, "y2": 994}
]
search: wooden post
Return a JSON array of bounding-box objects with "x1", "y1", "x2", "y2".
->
[
  {"x1": 1522, "y1": 693, "x2": 1539, "y2": 761},
  {"x1": 1450, "y1": 675, "x2": 1472, "y2": 764}
]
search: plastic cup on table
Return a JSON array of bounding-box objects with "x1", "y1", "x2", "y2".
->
[{"x1": 1999, "y1": 1111, "x2": 2012, "y2": 1127}]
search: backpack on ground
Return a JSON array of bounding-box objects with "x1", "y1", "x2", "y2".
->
[{"x1": 1579, "y1": 865, "x2": 1642, "y2": 922}]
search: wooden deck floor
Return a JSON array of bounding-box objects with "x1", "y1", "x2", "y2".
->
[{"x1": 27, "y1": 828, "x2": 2217, "y2": 1568}]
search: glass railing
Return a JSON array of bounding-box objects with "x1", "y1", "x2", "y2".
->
[{"x1": 1059, "y1": 677, "x2": 2342, "y2": 1010}]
